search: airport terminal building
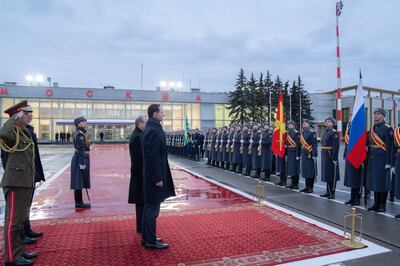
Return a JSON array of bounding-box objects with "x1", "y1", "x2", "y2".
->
[
  {"x1": 0, "y1": 83, "x2": 230, "y2": 142},
  {"x1": 1, "y1": 82, "x2": 398, "y2": 141}
]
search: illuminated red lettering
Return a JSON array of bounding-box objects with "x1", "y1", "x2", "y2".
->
[
  {"x1": 0, "y1": 88, "x2": 9, "y2": 95},
  {"x1": 125, "y1": 90, "x2": 132, "y2": 99},
  {"x1": 45, "y1": 89, "x2": 53, "y2": 97},
  {"x1": 162, "y1": 92, "x2": 169, "y2": 101},
  {"x1": 195, "y1": 95, "x2": 201, "y2": 102},
  {"x1": 86, "y1": 90, "x2": 93, "y2": 98}
]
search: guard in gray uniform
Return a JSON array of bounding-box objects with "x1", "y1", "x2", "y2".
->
[
  {"x1": 204, "y1": 129, "x2": 211, "y2": 164},
  {"x1": 393, "y1": 124, "x2": 400, "y2": 218},
  {"x1": 299, "y1": 119, "x2": 318, "y2": 193},
  {"x1": 251, "y1": 124, "x2": 262, "y2": 179},
  {"x1": 343, "y1": 122, "x2": 365, "y2": 206},
  {"x1": 232, "y1": 125, "x2": 243, "y2": 173},
  {"x1": 222, "y1": 127, "x2": 230, "y2": 170},
  {"x1": 242, "y1": 126, "x2": 252, "y2": 176},
  {"x1": 210, "y1": 128, "x2": 218, "y2": 167},
  {"x1": 285, "y1": 121, "x2": 301, "y2": 189},
  {"x1": 320, "y1": 117, "x2": 340, "y2": 199},
  {"x1": 216, "y1": 128, "x2": 224, "y2": 168},
  {"x1": 261, "y1": 124, "x2": 272, "y2": 181},
  {"x1": 367, "y1": 108, "x2": 393, "y2": 212}
]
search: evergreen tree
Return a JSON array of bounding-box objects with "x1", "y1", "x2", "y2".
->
[
  {"x1": 297, "y1": 75, "x2": 314, "y2": 129},
  {"x1": 289, "y1": 80, "x2": 300, "y2": 126},
  {"x1": 257, "y1": 72, "x2": 268, "y2": 124},
  {"x1": 227, "y1": 68, "x2": 251, "y2": 125},
  {"x1": 247, "y1": 73, "x2": 259, "y2": 122},
  {"x1": 263, "y1": 71, "x2": 274, "y2": 124},
  {"x1": 282, "y1": 80, "x2": 290, "y2": 122}
]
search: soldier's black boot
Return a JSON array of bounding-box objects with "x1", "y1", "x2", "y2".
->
[
  {"x1": 225, "y1": 163, "x2": 230, "y2": 170},
  {"x1": 351, "y1": 188, "x2": 361, "y2": 206},
  {"x1": 244, "y1": 166, "x2": 251, "y2": 176},
  {"x1": 367, "y1": 192, "x2": 379, "y2": 211},
  {"x1": 395, "y1": 214, "x2": 400, "y2": 219},
  {"x1": 74, "y1": 190, "x2": 91, "y2": 209},
  {"x1": 220, "y1": 162, "x2": 225, "y2": 169},
  {"x1": 345, "y1": 189, "x2": 355, "y2": 205},
  {"x1": 327, "y1": 182, "x2": 335, "y2": 199},
  {"x1": 261, "y1": 169, "x2": 270, "y2": 181},
  {"x1": 292, "y1": 175, "x2": 299, "y2": 189},
  {"x1": 207, "y1": 158, "x2": 211, "y2": 165},
  {"x1": 255, "y1": 169, "x2": 261, "y2": 179},
  {"x1": 237, "y1": 164, "x2": 243, "y2": 174},
  {"x1": 305, "y1": 178, "x2": 314, "y2": 193},
  {"x1": 231, "y1": 163, "x2": 237, "y2": 172},
  {"x1": 320, "y1": 184, "x2": 330, "y2": 197},
  {"x1": 375, "y1": 192, "x2": 387, "y2": 212}
]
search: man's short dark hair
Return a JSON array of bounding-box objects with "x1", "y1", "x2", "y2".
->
[{"x1": 148, "y1": 104, "x2": 160, "y2": 117}]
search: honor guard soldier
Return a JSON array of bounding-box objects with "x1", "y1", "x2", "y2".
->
[
  {"x1": 242, "y1": 125, "x2": 252, "y2": 176},
  {"x1": 286, "y1": 121, "x2": 301, "y2": 189},
  {"x1": 344, "y1": 121, "x2": 365, "y2": 206},
  {"x1": 300, "y1": 119, "x2": 318, "y2": 193},
  {"x1": 216, "y1": 128, "x2": 223, "y2": 168},
  {"x1": 232, "y1": 125, "x2": 243, "y2": 173},
  {"x1": 367, "y1": 108, "x2": 393, "y2": 212},
  {"x1": 227, "y1": 126, "x2": 235, "y2": 171},
  {"x1": 320, "y1": 117, "x2": 340, "y2": 199},
  {"x1": 261, "y1": 124, "x2": 272, "y2": 181},
  {"x1": 210, "y1": 128, "x2": 218, "y2": 166},
  {"x1": 71, "y1": 116, "x2": 91, "y2": 209},
  {"x1": 394, "y1": 124, "x2": 400, "y2": 218},
  {"x1": 251, "y1": 124, "x2": 262, "y2": 179},
  {"x1": 221, "y1": 127, "x2": 230, "y2": 169},
  {"x1": 0, "y1": 100, "x2": 38, "y2": 266},
  {"x1": 206, "y1": 129, "x2": 212, "y2": 165}
]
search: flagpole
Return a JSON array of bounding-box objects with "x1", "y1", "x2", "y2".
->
[
  {"x1": 299, "y1": 91, "x2": 302, "y2": 131},
  {"x1": 269, "y1": 89, "x2": 272, "y2": 124},
  {"x1": 289, "y1": 92, "x2": 292, "y2": 121},
  {"x1": 336, "y1": 1, "x2": 343, "y2": 140}
]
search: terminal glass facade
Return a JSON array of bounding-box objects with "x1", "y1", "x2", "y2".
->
[{"x1": 1, "y1": 98, "x2": 207, "y2": 141}]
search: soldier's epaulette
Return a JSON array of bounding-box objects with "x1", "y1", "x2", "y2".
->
[
  {"x1": 385, "y1": 123, "x2": 392, "y2": 128},
  {"x1": 332, "y1": 128, "x2": 337, "y2": 132}
]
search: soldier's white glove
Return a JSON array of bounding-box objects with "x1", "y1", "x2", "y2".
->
[
  {"x1": 392, "y1": 167, "x2": 396, "y2": 174},
  {"x1": 296, "y1": 157, "x2": 300, "y2": 161},
  {"x1": 240, "y1": 140, "x2": 244, "y2": 143},
  {"x1": 333, "y1": 161, "x2": 338, "y2": 166},
  {"x1": 385, "y1": 164, "x2": 391, "y2": 170},
  {"x1": 250, "y1": 140, "x2": 253, "y2": 143},
  {"x1": 313, "y1": 157, "x2": 318, "y2": 160},
  {"x1": 79, "y1": 164, "x2": 87, "y2": 170}
]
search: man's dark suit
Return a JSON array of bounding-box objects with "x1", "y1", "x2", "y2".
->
[
  {"x1": 128, "y1": 127, "x2": 144, "y2": 233},
  {"x1": 142, "y1": 117, "x2": 176, "y2": 245}
]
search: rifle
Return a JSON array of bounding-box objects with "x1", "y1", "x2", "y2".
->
[
  {"x1": 230, "y1": 132, "x2": 236, "y2": 152},
  {"x1": 219, "y1": 132, "x2": 224, "y2": 152},
  {"x1": 226, "y1": 132, "x2": 231, "y2": 152},
  {"x1": 258, "y1": 131, "x2": 263, "y2": 156},
  {"x1": 240, "y1": 133, "x2": 244, "y2": 154},
  {"x1": 248, "y1": 131, "x2": 254, "y2": 155}
]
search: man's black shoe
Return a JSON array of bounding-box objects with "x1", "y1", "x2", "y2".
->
[
  {"x1": 395, "y1": 214, "x2": 400, "y2": 219},
  {"x1": 367, "y1": 205, "x2": 377, "y2": 211},
  {"x1": 144, "y1": 242, "x2": 169, "y2": 249},
  {"x1": 22, "y1": 251, "x2": 38, "y2": 259},
  {"x1": 27, "y1": 230, "x2": 43, "y2": 238},
  {"x1": 24, "y1": 236, "x2": 37, "y2": 245},
  {"x1": 344, "y1": 198, "x2": 353, "y2": 205},
  {"x1": 327, "y1": 194, "x2": 335, "y2": 199},
  {"x1": 5, "y1": 257, "x2": 33, "y2": 265},
  {"x1": 304, "y1": 189, "x2": 313, "y2": 193},
  {"x1": 320, "y1": 192, "x2": 329, "y2": 198},
  {"x1": 75, "y1": 202, "x2": 91, "y2": 209},
  {"x1": 389, "y1": 196, "x2": 395, "y2": 202},
  {"x1": 299, "y1": 188, "x2": 307, "y2": 193},
  {"x1": 141, "y1": 238, "x2": 162, "y2": 245},
  {"x1": 374, "y1": 206, "x2": 386, "y2": 213},
  {"x1": 350, "y1": 199, "x2": 360, "y2": 206}
]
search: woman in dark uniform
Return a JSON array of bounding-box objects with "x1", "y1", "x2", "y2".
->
[{"x1": 70, "y1": 116, "x2": 91, "y2": 209}]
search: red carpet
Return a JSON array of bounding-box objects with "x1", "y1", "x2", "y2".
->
[{"x1": 1, "y1": 144, "x2": 358, "y2": 265}]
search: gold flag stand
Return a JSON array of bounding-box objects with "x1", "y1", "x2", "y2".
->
[
  {"x1": 342, "y1": 207, "x2": 366, "y2": 249},
  {"x1": 254, "y1": 180, "x2": 265, "y2": 206}
]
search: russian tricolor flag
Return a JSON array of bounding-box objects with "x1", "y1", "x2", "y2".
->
[{"x1": 346, "y1": 71, "x2": 367, "y2": 168}]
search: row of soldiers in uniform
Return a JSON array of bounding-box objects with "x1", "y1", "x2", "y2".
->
[
  {"x1": 166, "y1": 129, "x2": 204, "y2": 160},
  {"x1": 171, "y1": 107, "x2": 399, "y2": 218}
]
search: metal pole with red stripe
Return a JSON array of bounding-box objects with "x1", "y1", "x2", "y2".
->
[{"x1": 336, "y1": 1, "x2": 343, "y2": 139}]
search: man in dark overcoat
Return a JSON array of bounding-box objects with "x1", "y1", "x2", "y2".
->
[
  {"x1": 299, "y1": 119, "x2": 318, "y2": 193},
  {"x1": 320, "y1": 117, "x2": 340, "y2": 199},
  {"x1": 142, "y1": 104, "x2": 176, "y2": 249},
  {"x1": 70, "y1": 117, "x2": 91, "y2": 209},
  {"x1": 367, "y1": 108, "x2": 393, "y2": 212},
  {"x1": 128, "y1": 115, "x2": 147, "y2": 234},
  {"x1": 393, "y1": 123, "x2": 400, "y2": 218},
  {"x1": 285, "y1": 121, "x2": 301, "y2": 189}
]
